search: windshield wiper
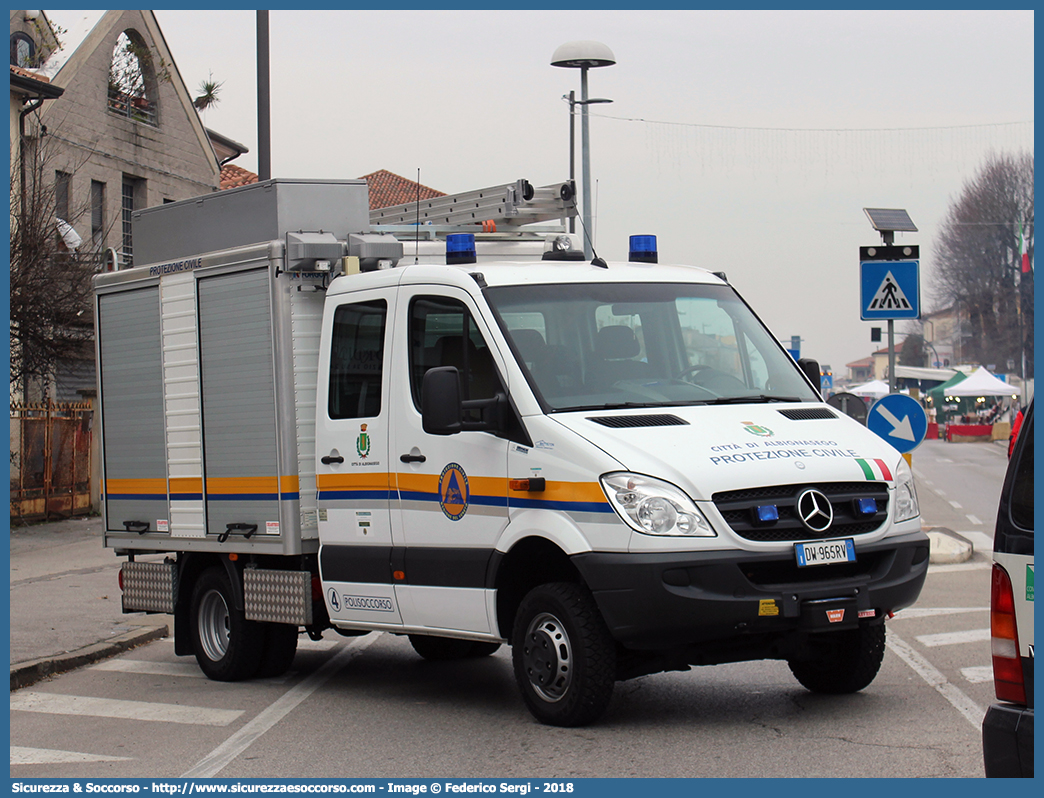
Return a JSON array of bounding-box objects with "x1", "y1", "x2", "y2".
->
[
  {"x1": 554, "y1": 401, "x2": 659, "y2": 412},
  {"x1": 707, "y1": 395, "x2": 804, "y2": 405}
]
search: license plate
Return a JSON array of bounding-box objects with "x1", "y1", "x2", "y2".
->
[{"x1": 795, "y1": 538, "x2": 856, "y2": 567}]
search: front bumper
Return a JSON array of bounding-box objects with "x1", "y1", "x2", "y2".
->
[
  {"x1": 983, "y1": 702, "x2": 1034, "y2": 778},
  {"x1": 571, "y1": 530, "x2": 929, "y2": 652}
]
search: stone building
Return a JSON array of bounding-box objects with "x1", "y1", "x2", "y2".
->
[{"x1": 10, "y1": 9, "x2": 222, "y2": 400}]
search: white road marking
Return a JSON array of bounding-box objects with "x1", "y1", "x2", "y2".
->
[
  {"x1": 949, "y1": 500, "x2": 963, "y2": 509},
  {"x1": 961, "y1": 665, "x2": 994, "y2": 684},
  {"x1": 966, "y1": 515, "x2": 983, "y2": 526},
  {"x1": 961, "y1": 530, "x2": 995, "y2": 553},
  {"x1": 11, "y1": 746, "x2": 133, "y2": 765},
  {"x1": 92, "y1": 659, "x2": 206, "y2": 678},
  {"x1": 929, "y1": 561, "x2": 992, "y2": 574},
  {"x1": 155, "y1": 635, "x2": 342, "y2": 651},
  {"x1": 10, "y1": 692, "x2": 243, "y2": 726},
  {"x1": 182, "y1": 634, "x2": 380, "y2": 778},
  {"x1": 891, "y1": 607, "x2": 989, "y2": 620},
  {"x1": 886, "y1": 631, "x2": 983, "y2": 730},
  {"x1": 916, "y1": 628, "x2": 991, "y2": 647}
]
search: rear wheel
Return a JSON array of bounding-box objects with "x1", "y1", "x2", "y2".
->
[
  {"x1": 408, "y1": 635, "x2": 500, "y2": 661},
  {"x1": 190, "y1": 567, "x2": 264, "y2": 681},
  {"x1": 788, "y1": 623, "x2": 886, "y2": 694},
  {"x1": 511, "y1": 582, "x2": 616, "y2": 727}
]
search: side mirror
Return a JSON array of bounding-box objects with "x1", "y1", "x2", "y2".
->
[
  {"x1": 422, "y1": 367, "x2": 462, "y2": 435},
  {"x1": 797, "y1": 358, "x2": 822, "y2": 397}
]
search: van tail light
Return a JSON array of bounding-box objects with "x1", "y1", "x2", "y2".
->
[
  {"x1": 118, "y1": 568, "x2": 124, "y2": 591},
  {"x1": 990, "y1": 563, "x2": 1026, "y2": 704}
]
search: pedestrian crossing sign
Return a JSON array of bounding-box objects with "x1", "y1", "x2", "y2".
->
[{"x1": 860, "y1": 259, "x2": 919, "y2": 320}]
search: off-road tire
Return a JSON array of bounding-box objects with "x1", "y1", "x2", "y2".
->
[
  {"x1": 511, "y1": 582, "x2": 616, "y2": 727},
  {"x1": 788, "y1": 623, "x2": 886, "y2": 694},
  {"x1": 256, "y1": 623, "x2": 299, "y2": 678},
  {"x1": 408, "y1": 635, "x2": 500, "y2": 660},
  {"x1": 190, "y1": 567, "x2": 265, "y2": 681}
]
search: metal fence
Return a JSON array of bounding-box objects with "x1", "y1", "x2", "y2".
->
[{"x1": 10, "y1": 401, "x2": 93, "y2": 521}]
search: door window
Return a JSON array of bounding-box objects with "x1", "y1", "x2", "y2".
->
[
  {"x1": 328, "y1": 299, "x2": 387, "y2": 420},
  {"x1": 408, "y1": 296, "x2": 503, "y2": 410}
]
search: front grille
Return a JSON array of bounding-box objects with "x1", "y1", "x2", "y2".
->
[
  {"x1": 712, "y1": 481, "x2": 888, "y2": 542},
  {"x1": 587, "y1": 414, "x2": 688, "y2": 428}
]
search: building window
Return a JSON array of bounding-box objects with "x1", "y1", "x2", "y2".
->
[
  {"x1": 121, "y1": 176, "x2": 144, "y2": 267},
  {"x1": 91, "y1": 181, "x2": 106, "y2": 251},
  {"x1": 55, "y1": 171, "x2": 71, "y2": 223},
  {"x1": 10, "y1": 33, "x2": 35, "y2": 68},
  {"x1": 108, "y1": 31, "x2": 157, "y2": 125}
]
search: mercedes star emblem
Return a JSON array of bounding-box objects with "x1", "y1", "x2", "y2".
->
[{"x1": 796, "y1": 488, "x2": 834, "y2": 533}]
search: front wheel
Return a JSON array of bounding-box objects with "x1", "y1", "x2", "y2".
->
[
  {"x1": 511, "y1": 582, "x2": 616, "y2": 727},
  {"x1": 190, "y1": 567, "x2": 264, "y2": 681},
  {"x1": 788, "y1": 623, "x2": 886, "y2": 694}
]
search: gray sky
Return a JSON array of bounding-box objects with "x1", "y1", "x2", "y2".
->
[{"x1": 49, "y1": 9, "x2": 1035, "y2": 376}]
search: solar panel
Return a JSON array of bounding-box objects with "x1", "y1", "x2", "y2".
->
[{"x1": 863, "y1": 208, "x2": 917, "y2": 233}]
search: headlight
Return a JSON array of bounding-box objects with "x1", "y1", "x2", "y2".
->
[
  {"x1": 600, "y1": 473, "x2": 715, "y2": 537},
  {"x1": 893, "y1": 457, "x2": 920, "y2": 523}
]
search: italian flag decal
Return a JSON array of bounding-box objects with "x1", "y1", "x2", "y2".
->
[{"x1": 855, "y1": 458, "x2": 892, "y2": 481}]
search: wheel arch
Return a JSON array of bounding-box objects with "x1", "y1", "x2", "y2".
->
[{"x1": 491, "y1": 534, "x2": 584, "y2": 642}]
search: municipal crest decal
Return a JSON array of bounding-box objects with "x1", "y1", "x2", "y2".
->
[
  {"x1": 741, "y1": 421, "x2": 773, "y2": 437},
  {"x1": 356, "y1": 424, "x2": 371, "y2": 458}
]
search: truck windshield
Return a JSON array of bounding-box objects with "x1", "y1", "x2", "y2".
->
[{"x1": 486, "y1": 282, "x2": 820, "y2": 411}]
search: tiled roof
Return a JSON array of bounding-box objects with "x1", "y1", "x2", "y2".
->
[
  {"x1": 218, "y1": 167, "x2": 446, "y2": 209},
  {"x1": 846, "y1": 357, "x2": 874, "y2": 368},
  {"x1": 10, "y1": 64, "x2": 52, "y2": 83},
  {"x1": 220, "y1": 163, "x2": 258, "y2": 190},
  {"x1": 362, "y1": 170, "x2": 445, "y2": 210}
]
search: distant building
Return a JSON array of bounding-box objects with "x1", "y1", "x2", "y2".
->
[{"x1": 845, "y1": 357, "x2": 874, "y2": 384}]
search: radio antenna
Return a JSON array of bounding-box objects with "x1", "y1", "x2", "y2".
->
[{"x1": 414, "y1": 169, "x2": 421, "y2": 263}]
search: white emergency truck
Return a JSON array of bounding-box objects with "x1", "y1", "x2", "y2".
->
[{"x1": 95, "y1": 179, "x2": 928, "y2": 726}]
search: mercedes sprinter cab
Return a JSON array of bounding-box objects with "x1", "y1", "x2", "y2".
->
[{"x1": 315, "y1": 232, "x2": 929, "y2": 725}]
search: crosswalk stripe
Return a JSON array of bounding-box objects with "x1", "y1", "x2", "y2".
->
[
  {"x1": 961, "y1": 665, "x2": 994, "y2": 684},
  {"x1": 10, "y1": 692, "x2": 243, "y2": 726},
  {"x1": 182, "y1": 636, "x2": 378, "y2": 778},
  {"x1": 11, "y1": 746, "x2": 133, "y2": 765},
  {"x1": 92, "y1": 659, "x2": 207, "y2": 678},
  {"x1": 960, "y1": 530, "x2": 995, "y2": 553},
  {"x1": 916, "y1": 628, "x2": 990, "y2": 647},
  {"x1": 886, "y1": 631, "x2": 983, "y2": 730},
  {"x1": 892, "y1": 607, "x2": 989, "y2": 619}
]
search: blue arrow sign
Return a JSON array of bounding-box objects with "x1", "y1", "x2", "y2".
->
[
  {"x1": 861, "y1": 260, "x2": 920, "y2": 320},
  {"x1": 867, "y1": 394, "x2": 928, "y2": 454}
]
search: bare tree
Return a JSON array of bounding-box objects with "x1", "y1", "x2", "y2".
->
[
  {"x1": 10, "y1": 134, "x2": 100, "y2": 400},
  {"x1": 931, "y1": 152, "x2": 1033, "y2": 376}
]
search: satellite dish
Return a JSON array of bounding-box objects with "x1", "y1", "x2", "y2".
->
[{"x1": 827, "y1": 392, "x2": 869, "y2": 426}]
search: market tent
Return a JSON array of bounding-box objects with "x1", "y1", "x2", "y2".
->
[
  {"x1": 848, "y1": 379, "x2": 890, "y2": 399},
  {"x1": 944, "y1": 366, "x2": 1021, "y2": 397},
  {"x1": 927, "y1": 371, "x2": 968, "y2": 402}
]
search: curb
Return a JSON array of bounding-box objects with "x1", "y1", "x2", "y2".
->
[
  {"x1": 926, "y1": 527, "x2": 975, "y2": 565},
  {"x1": 10, "y1": 624, "x2": 169, "y2": 691}
]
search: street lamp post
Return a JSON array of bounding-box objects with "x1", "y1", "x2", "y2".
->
[
  {"x1": 563, "y1": 90, "x2": 613, "y2": 236},
  {"x1": 552, "y1": 41, "x2": 616, "y2": 260}
]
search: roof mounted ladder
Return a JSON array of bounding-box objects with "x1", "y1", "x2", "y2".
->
[{"x1": 369, "y1": 179, "x2": 577, "y2": 228}]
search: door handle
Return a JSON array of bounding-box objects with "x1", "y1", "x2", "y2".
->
[
  {"x1": 400, "y1": 453, "x2": 427, "y2": 463},
  {"x1": 321, "y1": 454, "x2": 345, "y2": 465}
]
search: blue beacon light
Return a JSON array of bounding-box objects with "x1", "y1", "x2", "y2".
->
[
  {"x1": 629, "y1": 234, "x2": 658, "y2": 263},
  {"x1": 446, "y1": 233, "x2": 477, "y2": 265}
]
